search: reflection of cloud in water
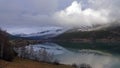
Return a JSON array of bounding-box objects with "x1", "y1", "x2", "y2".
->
[{"x1": 55, "y1": 49, "x2": 120, "y2": 68}]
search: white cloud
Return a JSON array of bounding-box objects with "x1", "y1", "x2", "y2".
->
[
  {"x1": 0, "y1": 0, "x2": 120, "y2": 33},
  {"x1": 88, "y1": 0, "x2": 120, "y2": 22},
  {"x1": 54, "y1": 1, "x2": 110, "y2": 28}
]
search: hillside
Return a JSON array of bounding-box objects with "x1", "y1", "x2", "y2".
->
[{"x1": 55, "y1": 26, "x2": 120, "y2": 42}]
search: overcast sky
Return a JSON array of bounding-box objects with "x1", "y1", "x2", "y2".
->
[{"x1": 0, "y1": 0, "x2": 120, "y2": 33}]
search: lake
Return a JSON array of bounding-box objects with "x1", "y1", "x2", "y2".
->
[{"x1": 15, "y1": 42, "x2": 120, "y2": 68}]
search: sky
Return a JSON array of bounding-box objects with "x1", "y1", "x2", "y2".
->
[{"x1": 0, "y1": 0, "x2": 120, "y2": 33}]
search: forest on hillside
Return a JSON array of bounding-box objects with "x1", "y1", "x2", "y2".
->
[{"x1": 56, "y1": 26, "x2": 120, "y2": 42}]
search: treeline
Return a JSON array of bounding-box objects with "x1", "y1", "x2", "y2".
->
[{"x1": 0, "y1": 29, "x2": 15, "y2": 61}]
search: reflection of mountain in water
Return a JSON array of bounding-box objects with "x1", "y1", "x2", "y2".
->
[
  {"x1": 15, "y1": 43, "x2": 120, "y2": 68},
  {"x1": 78, "y1": 49, "x2": 112, "y2": 56}
]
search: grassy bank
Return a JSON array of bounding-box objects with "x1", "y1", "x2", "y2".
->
[{"x1": 0, "y1": 57, "x2": 73, "y2": 68}]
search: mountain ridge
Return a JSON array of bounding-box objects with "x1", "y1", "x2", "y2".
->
[{"x1": 55, "y1": 26, "x2": 120, "y2": 42}]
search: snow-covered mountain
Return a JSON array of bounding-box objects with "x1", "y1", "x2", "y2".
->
[{"x1": 12, "y1": 27, "x2": 66, "y2": 39}]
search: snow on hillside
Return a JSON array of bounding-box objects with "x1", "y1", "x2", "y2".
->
[{"x1": 12, "y1": 27, "x2": 67, "y2": 38}]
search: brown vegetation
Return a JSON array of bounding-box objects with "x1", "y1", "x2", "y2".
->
[{"x1": 0, "y1": 57, "x2": 73, "y2": 68}]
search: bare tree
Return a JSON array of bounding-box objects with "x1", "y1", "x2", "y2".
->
[
  {"x1": 38, "y1": 48, "x2": 54, "y2": 62},
  {"x1": 0, "y1": 28, "x2": 15, "y2": 61},
  {"x1": 0, "y1": 43, "x2": 4, "y2": 58},
  {"x1": 16, "y1": 45, "x2": 56, "y2": 63}
]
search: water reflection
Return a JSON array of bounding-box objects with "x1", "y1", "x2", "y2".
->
[{"x1": 15, "y1": 43, "x2": 120, "y2": 68}]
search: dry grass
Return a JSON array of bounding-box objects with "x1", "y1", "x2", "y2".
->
[{"x1": 0, "y1": 58, "x2": 73, "y2": 68}]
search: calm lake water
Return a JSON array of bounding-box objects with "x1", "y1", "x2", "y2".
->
[{"x1": 15, "y1": 42, "x2": 120, "y2": 68}]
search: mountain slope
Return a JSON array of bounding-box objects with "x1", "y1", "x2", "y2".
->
[{"x1": 55, "y1": 26, "x2": 120, "y2": 42}]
